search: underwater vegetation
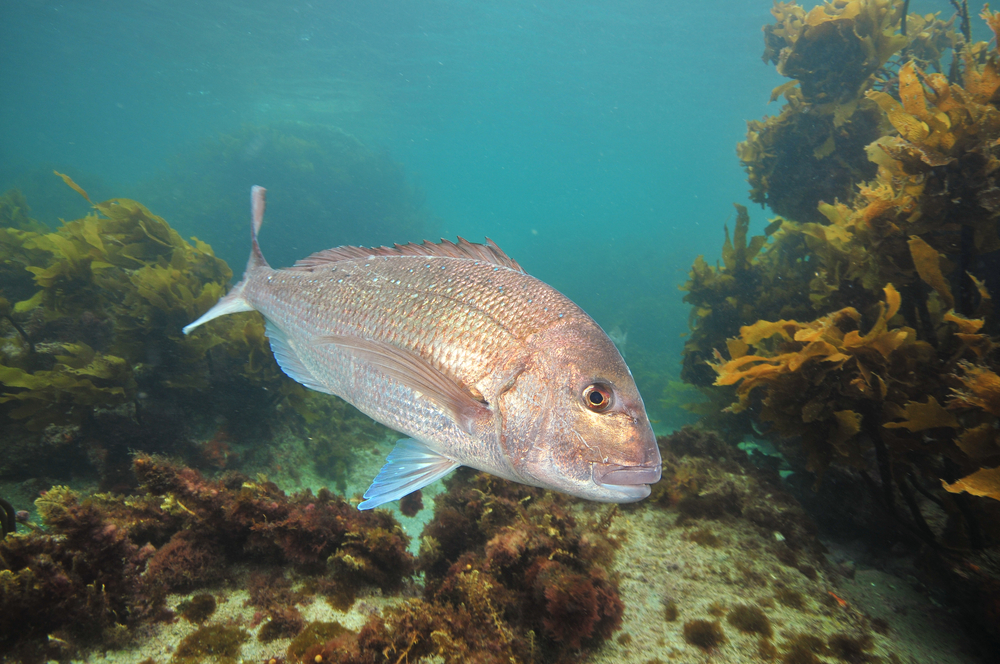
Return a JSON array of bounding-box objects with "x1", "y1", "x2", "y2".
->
[
  {"x1": 140, "y1": 121, "x2": 429, "y2": 270},
  {"x1": 683, "y1": 0, "x2": 1000, "y2": 644},
  {"x1": 0, "y1": 454, "x2": 412, "y2": 662},
  {"x1": 740, "y1": 0, "x2": 957, "y2": 224},
  {"x1": 0, "y1": 456, "x2": 631, "y2": 663},
  {"x1": 290, "y1": 468, "x2": 625, "y2": 664},
  {"x1": 0, "y1": 177, "x2": 384, "y2": 489}
]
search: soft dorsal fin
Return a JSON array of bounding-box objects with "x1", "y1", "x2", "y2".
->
[{"x1": 289, "y1": 236, "x2": 523, "y2": 273}]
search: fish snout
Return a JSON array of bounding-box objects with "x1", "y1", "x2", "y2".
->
[{"x1": 593, "y1": 429, "x2": 662, "y2": 489}]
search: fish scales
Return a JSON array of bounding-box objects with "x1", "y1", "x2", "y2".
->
[
  {"x1": 251, "y1": 255, "x2": 574, "y2": 387},
  {"x1": 185, "y1": 186, "x2": 661, "y2": 509},
  {"x1": 243, "y1": 255, "x2": 577, "y2": 479}
]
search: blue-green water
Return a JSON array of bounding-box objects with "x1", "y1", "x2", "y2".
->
[
  {"x1": 1, "y1": 1, "x2": 774, "y2": 426},
  {"x1": 0, "y1": 0, "x2": 990, "y2": 428},
  {"x1": 1, "y1": 1, "x2": 977, "y2": 412},
  {"x1": 2, "y1": 3, "x2": 998, "y2": 662}
]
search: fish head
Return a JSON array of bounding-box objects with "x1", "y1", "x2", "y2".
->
[{"x1": 502, "y1": 318, "x2": 661, "y2": 503}]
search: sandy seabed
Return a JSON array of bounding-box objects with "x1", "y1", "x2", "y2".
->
[
  {"x1": 4, "y1": 430, "x2": 975, "y2": 664},
  {"x1": 74, "y1": 492, "x2": 984, "y2": 664}
]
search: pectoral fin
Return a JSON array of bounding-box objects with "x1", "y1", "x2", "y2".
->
[
  {"x1": 358, "y1": 438, "x2": 460, "y2": 510},
  {"x1": 317, "y1": 334, "x2": 489, "y2": 435}
]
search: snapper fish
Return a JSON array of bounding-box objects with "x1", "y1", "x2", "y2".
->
[{"x1": 185, "y1": 186, "x2": 661, "y2": 509}]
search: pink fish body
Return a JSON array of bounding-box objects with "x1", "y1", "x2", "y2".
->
[{"x1": 185, "y1": 187, "x2": 661, "y2": 509}]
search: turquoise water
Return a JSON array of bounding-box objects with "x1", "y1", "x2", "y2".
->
[
  {"x1": 1, "y1": 1, "x2": 979, "y2": 407},
  {"x1": 0, "y1": 1, "x2": 777, "y2": 427},
  {"x1": 2, "y1": 2, "x2": 998, "y2": 662},
  {"x1": 0, "y1": 1, "x2": 990, "y2": 419}
]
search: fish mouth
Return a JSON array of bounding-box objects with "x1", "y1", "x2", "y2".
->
[{"x1": 593, "y1": 462, "x2": 662, "y2": 487}]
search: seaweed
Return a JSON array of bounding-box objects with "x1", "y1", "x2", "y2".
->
[
  {"x1": 683, "y1": 619, "x2": 726, "y2": 650},
  {"x1": 0, "y1": 486, "x2": 168, "y2": 661},
  {"x1": 173, "y1": 625, "x2": 248, "y2": 663},
  {"x1": 0, "y1": 189, "x2": 50, "y2": 307},
  {"x1": 0, "y1": 175, "x2": 383, "y2": 486},
  {"x1": 683, "y1": 1, "x2": 1000, "y2": 644},
  {"x1": 286, "y1": 621, "x2": 354, "y2": 661},
  {"x1": 726, "y1": 603, "x2": 773, "y2": 638},
  {"x1": 177, "y1": 593, "x2": 217, "y2": 624},
  {"x1": 0, "y1": 455, "x2": 416, "y2": 659},
  {"x1": 276, "y1": 469, "x2": 626, "y2": 663},
  {"x1": 685, "y1": 0, "x2": 1000, "y2": 548},
  {"x1": 744, "y1": 0, "x2": 957, "y2": 223}
]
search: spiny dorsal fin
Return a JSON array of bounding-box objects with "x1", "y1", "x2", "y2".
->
[{"x1": 289, "y1": 236, "x2": 523, "y2": 273}]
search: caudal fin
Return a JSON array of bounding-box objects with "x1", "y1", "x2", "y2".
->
[
  {"x1": 183, "y1": 185, "x2": 270, "y2": 335},
  {"x1": 247, "y1": 185, "x2": 269, "y2": 272}
]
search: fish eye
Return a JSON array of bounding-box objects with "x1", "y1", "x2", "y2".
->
[{"x1": 582, "y1": 383, "x2": 613, "y2": 412}]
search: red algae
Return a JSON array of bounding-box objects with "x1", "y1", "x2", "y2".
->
[
  {"x1": 0, "y1": 456, "x2": 415, "y2": 659},
  {"x1": 398, "y1": 489, "x2": 423, "y2": 517},
  {"x1": 0, "y1": 486, "x2": 169, "y2": 661},
  {"x1": 277, "y1": 468, "x2": 628, "y2": 664},
  {"x1": 130, "y1": 454, "x2": 414, "y2": 586}
]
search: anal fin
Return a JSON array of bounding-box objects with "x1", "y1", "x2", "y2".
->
[{"x1": 358, "y1": 438, "x2": 460, "y2": 510}]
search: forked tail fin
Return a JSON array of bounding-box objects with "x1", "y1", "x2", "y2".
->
[{"x1": 183, "y1": 186, "x2": 270, "y2": 335}]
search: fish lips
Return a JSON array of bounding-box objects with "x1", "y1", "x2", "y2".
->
[{"x1": 592, "y1": 461, "x2": 662, "y2": 500}]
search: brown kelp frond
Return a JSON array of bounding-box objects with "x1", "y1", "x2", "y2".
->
[
  {"x1": 1, "y1": 175, "x2": 385, "y2": 485},
  {"x1": 744, "y1": 0, "x2": 959, "y2": 224},
  {"x1": 692, "y1": 10, "x2": 1000, "y2": 542}
]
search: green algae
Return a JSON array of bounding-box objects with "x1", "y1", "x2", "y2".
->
[
  {"x1": 173, "y1": 625, "x2": 248, "y2": 663},
  {"x1": 287, "y1": 621, "x2": 353, "y2": 661},
  {"x1": 178, "y1": 594, "x2": 217, "y2": 624}
]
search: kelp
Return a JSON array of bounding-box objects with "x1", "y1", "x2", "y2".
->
[
  {"x1": 742, "y1": 0, "x2": 957, "y2": 223},
  {"x1": 763, "y1": 0, "x2": 910, "y2": 104},
  {"x1": 710, "y1": 285, "x2": 919, "y2": 471},
  {"x1": 709, "y1": 283, "x2": 1000, "y2": 545},
  {"x1": 943, "y1": 467, "x2": 1000, "y2": 501},
  {"x1": 684, "y1": 2, "x2": 1000, "y2": 550},
  {"x1": 7, "y1": 176, "x2": 248, "y2": 392},
  {"x1": 681, "y1": 205, "x2": 801, "y2": 382},
  {"x1": 0, "y1": 175, "x2": 388, "y2": 487},
  {"x1": 0, "y1": 343, "x2": 135, "y2": 431},
  {"x1": 0, "y1": 177, "x2": 293, "y2": 481},
  {"x1": 0, "y1": 190, "x2": 50, "y2": 307}
]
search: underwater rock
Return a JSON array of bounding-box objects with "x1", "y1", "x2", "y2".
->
[{"x1": 139, "y1": 121, "x2": 428, "y2": 270}]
